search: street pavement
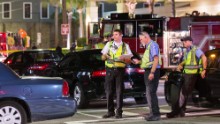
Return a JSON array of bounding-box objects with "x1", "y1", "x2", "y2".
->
[{"x1": 31, "y1": 81, "x2": 220, "y2": 124}]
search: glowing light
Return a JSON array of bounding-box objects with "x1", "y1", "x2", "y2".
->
[{"x1": 210, "y1": 54, "x2": 216, "y2": 58}]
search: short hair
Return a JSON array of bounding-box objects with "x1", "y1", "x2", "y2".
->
[
  {"x1": 139, "y1": 31, "x2": 150, "y2": 38},
  {"x1": 181, "y1": 36, "x2": 193, "y2": 42},
  {"x1": 113, "y1": 29, "x2": 122, "y2": 35}
]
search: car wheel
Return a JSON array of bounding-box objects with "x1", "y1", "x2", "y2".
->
[
  {"x1": 134, "y1": 97, "x2": 147, "y2": 104},
  {"x1": 73, "y1": 83, "x2": 88, "y2": 108},
  {"x1": 0, "y1": 101, "x2": 27, "y2": 124}
]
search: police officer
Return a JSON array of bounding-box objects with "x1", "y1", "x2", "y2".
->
[
  {"x1": 133, "y1": 32, "x2": 161, "y2": 121},
  {"x1": 101, "y1": 29, "x2": 132, "y2": 119},
  {"x1": 166, "y1": 36, "x2": 207, "y2": 118}
]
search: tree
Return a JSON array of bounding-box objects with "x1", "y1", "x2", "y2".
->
[
  {"x1": 71, "y1": 0, "x2": 87, "y2": 38},
  {"x1": 42, "y1": 0, "x2": 61, "y2": 47}
]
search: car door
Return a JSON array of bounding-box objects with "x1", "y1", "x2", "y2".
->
[
  {"x1": 205, "y1": 51, "x2": 220, "y2": 97},
  {"x1": 59, "y1": 54, "x2": 80, "y2": 81},
  {"x1": 5, "y1": 53, "x2": 25, "y2": 75}
]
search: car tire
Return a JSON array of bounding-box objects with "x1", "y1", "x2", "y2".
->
[
  {"x1": 134, "y1": 97, "x2": 147, "y2": 104},
  {"x1": 73, "y1": 83, "x2": 89, "y2": 108},
  {"x1": 0, "y1": 101, "x2": 27, "y2": 124}
]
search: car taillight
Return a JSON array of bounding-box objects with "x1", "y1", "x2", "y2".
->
[
  {"x1": 91, "y1": 70, "x2": 106, "y2": 77},
  {"x1": 62, "y1": 80, "x2": 69, "y2": 97},
  {"x1": 126, "y1": 68, "x2": 145, "y2": 74},
  {"x1": 6, "y1": 59, "x2": 12, "y2": 64},
  {"x1": 29, "y1": 63, "x2": 49, "y2": 71}
]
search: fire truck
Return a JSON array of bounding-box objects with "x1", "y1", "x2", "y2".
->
[
  {"x1": 88, "y1": 13, "x2": 220, "y2": 69},
  {"x1": 0, "y1": 32, "x2": 30, "y2": 57}
]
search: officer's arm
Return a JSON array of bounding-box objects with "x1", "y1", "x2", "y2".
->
[
  {"x1": 201, "y1": 54, "x2": 207, "y2": 71},
  {"x1": 101, "y1": 54, "x2": 109, "y2": 61},
  {"x1": 150, "y1": 56, "x2": 159, "y2": 74},
  {"x1": 177, "y1": 61, "x2": 185, "y2": 71},
  {"x1": 101, "y1": 42, "x2": 110, "y2": 61},
  {"x1": 200, "y1": 54, "x2": 207, "y2": 78}
]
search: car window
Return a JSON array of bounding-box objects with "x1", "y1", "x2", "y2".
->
[
  {"x1": 79, "y1": 51, "x2": 104, "y2": 67},
  {"x1": 207, "y1": 52, "x2": 219, "y2": 68},
  {"x1": 205, "y1": 50, "x2": 220, "y2": 74},
  {"x1": 23, "y1": 53, "x2": 34, "y2": 63},
  {"x1": 14, "y1": 53, "x2": 22, "y2": 63},
  {"x1": 27, "y1": 51, "x2": 61, "y2": 62},
  {"x1": 6, "y1": 54, "x2": 15, "y2": 62},
  {"x1": 59, "y1": 54, "x2": 79, "y2": 68},
  {"x1": 69, "y1": 55, "x2": 81, "y2": 67}
]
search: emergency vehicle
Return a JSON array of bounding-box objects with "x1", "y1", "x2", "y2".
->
[
  {"x1": 0, "y1": 32, "x2": 30, "y2": 57},
  {"x1": 88, "y1": 13, "x2": 220, "y2": 69}
]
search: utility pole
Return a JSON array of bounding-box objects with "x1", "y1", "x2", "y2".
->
[{"x1": 62, "y1": 0, "x2": 67, "y2": 47}]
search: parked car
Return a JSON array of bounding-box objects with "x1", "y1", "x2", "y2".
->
[
  {"x1": 48, "y1": 49, "x2": 146, "y2": 108},
  {"x1": 0, "y1": 62, "x2": 77, "y2": 124},
  {"x1": 3, "y1": 49, "x2": 62, "y2": 76},
  {"x1": 165, "y1": 48, "x2": 220, "y2": 106}
]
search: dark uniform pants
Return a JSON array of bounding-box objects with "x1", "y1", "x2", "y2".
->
[
  {"x1": 144, "y1": 69, "x2": 161, "y2": 117},
  {"x1": 105, "y1": 67, "x2": 125, "y2": 115},
  {"x1": 172, "y1": 74, "x2": 198, "y2": 113}
]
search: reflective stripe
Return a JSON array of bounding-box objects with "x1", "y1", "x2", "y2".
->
[{"x1": 184, "y1": 65, "x2": 202, "y2": 69}]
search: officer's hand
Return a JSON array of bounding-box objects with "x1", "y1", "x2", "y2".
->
[
  {"x1": 132, "y1": 59, "x2": 140, "y2": 64},
  {"x1": 201, "y1": 70, "x2": 206, "y2": 79},
  {"x1": 176, "y1": 65, "x2": 183, "y2": 72},
  {"x1": 101, "y1": 54, "x2": 110, "y2": 60},
  {"x1": 148, "y1": 73, "x2": 154, "y2": 81}
]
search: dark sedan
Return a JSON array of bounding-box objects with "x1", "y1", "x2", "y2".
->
[
  {"x1": 165, "y1": 48, "x2": 220, "y2": 106},
  {"x1": 0, "y1": 62, "x2": 77, "y2": 124},
  {"x1": 4, "y1": 49, "x2": 62, "y2": 76},
  {"x1": 49, "y1": 49, "x2": 146, "y2": 108}
]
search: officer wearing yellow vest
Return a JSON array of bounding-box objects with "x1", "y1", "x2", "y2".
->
[
  {"x1": 132, "y1": 32, "x2": 161, "y2": 121},
  {"x1": 166, "y1": 36, "x2": 207, "y2": 118},
  {"x1": 101, "y1": 29, "x2": 132, "y2": 119}
]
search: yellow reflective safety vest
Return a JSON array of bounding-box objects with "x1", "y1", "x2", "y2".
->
[
  {"x1": 183, "y1": 46, "x2": 202, "y2": 74},
  {"x1": 105, "y1": 41, "x2": 127, "y2": 68},
  {"x1": 140, "y1": 41, "x2": 162, "y2": 69}
]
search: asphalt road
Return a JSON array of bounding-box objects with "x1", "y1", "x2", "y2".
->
[{"x1": 31, "y1": 81, "x2": 220, "y2": 124}]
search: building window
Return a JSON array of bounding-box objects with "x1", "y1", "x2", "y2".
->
[
  {"x1": 143, "y1": 2, "x2": 163, "y2": 8},
  {"x1": 98, "y1": 3, "x2": 104, "y2": 18},
  {"x1": 2, "y1": 2, "x2": 11, "y2": 19},
  {"x1": 40, "y1": 3, "x2": 49, "y2": 19},
  {"x1": 23, "y1": 2, "x2": 32, "y2": 19}
]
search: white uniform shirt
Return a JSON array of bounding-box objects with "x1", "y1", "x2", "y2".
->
[{"x1": 101, "y1": 41, "x2": 132, "y2": 55}]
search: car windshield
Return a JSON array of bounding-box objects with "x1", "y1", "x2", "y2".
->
[{"x1": 28, "y1": 51, "x2": 62, "y2": 62}]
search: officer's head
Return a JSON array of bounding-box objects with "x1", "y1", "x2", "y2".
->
[
  {"x1": 112, "y1": 29, "x2": 123, "y2": 42},
  {"x1": 181, "y1": 36, "x2": 193, "y2": 48},
  {"x1": 139, "y1": 32, "x2": 151, "y2": 45}
]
